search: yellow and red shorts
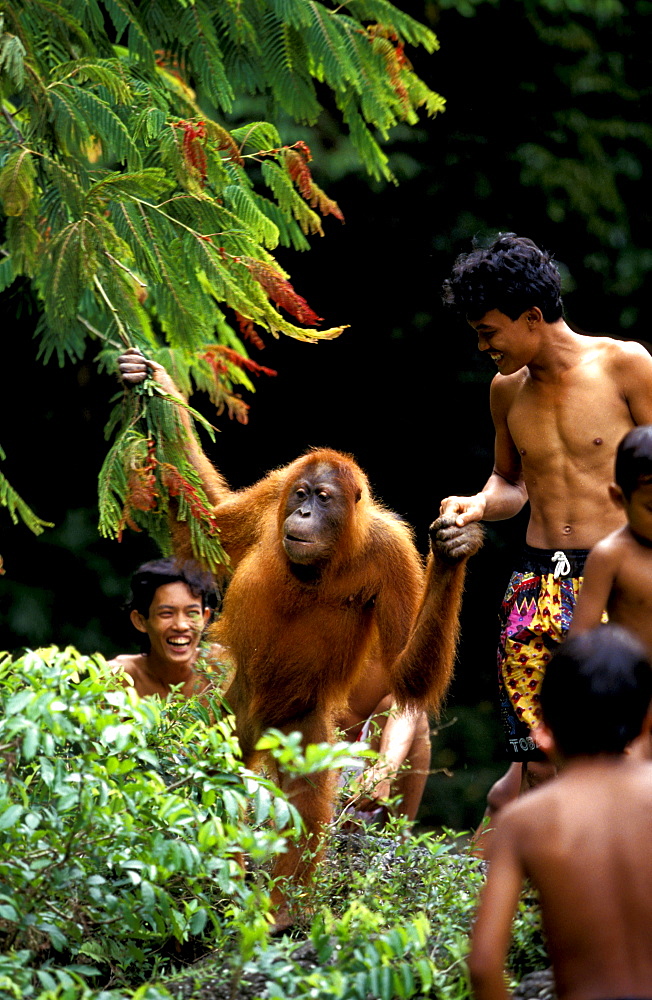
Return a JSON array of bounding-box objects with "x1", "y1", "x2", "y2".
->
[{"x1": 498, "y1": 547, "x2": 589, "y2": 761}]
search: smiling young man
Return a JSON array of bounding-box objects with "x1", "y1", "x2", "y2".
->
[
  {"x1": 438, "y1": 234, "x2": 652, "y2": 830},
  {"x1": 108, "y1": 557, "x2": 226, "y2": 699}
]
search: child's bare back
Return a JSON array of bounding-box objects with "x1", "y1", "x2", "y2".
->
[
  {"x1": 469, "y1": 626, "x2": 652, "y2": 1000},
  {"x1": 496, "y1": 758, "x2": 652, "y2": 1000}
]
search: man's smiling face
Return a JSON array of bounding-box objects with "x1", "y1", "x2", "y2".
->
[
  {"x1": 130, "y1": 581, "x2": 210, "y2": 668},
  {"x1": 469, "y1": 308, "x2": 541, "y2": 376}
]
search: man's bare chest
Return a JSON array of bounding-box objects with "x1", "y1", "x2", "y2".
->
[{"x1": 506, "y1": 376, "x2": 631, "y2": 465}]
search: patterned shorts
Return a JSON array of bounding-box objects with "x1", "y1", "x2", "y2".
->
[{"x1": 498, "y1": 547, "x2": 589, "y2": 761}]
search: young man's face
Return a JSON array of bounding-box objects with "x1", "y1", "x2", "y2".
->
[
  {"x1": 468, "y1": 308, "x2": 541, "y2": 376},
  {"x1": 130, "y1": 581, "x2": 210, "y2": 668},
  {"x1": 613, "y1": 481, "x2": 652, "y2": 545}
]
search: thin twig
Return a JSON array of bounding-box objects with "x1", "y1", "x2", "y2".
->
[
  {"x1": 93, "y1": 275, "x2": 132, "y2": 348},
  {"x1": 1, "y1": 104, "x2": 24, "y2": 143},
  {"x1": 104, "y1": 250, "x2": 148, "y2": 290},
  {"x1": 76, "y1": 313, "x2": 123, "y2": 349}
]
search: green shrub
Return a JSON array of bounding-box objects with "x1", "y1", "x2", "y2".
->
[
  {"x1": 0, "y1": 646, "x2": 547, "y2": 1000},
  {"x1": 0, "y1": 646, "x2": 302, "y2": 992}
]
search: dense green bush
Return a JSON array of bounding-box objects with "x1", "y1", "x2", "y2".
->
[
  {"x1": 0, "y1": 645, "x2": 302, "y2": 994},
  {"x1": 0, "y1": 647, "x2": 547, "y2": 999}
]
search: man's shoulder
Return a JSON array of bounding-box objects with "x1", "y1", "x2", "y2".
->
[
  {"x1": 489, "y1": 368, "x2": 528, "y2": 407},
  {"x1": 107, "y1": 653, "x2": 145, "y2": 675},
  {"x1": 586, "y1": 334, "x2": 652, "y2": 370}
]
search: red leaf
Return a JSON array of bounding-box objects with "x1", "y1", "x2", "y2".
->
[{"x1": 244, "y1": 258, "x2": 323, "y2": 326}]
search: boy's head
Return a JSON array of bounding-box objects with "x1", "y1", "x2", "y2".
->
[
  {"x1": 614, "y1": 425, "x2": 652, "y2": 500},
  {"x1": 126, "y1": 558, "x2": 217, "y2": 660},
  {"x1": 442, "y1": 234, "x2": 563, "y2": 323},
  {"x1": 127, "y1": 557, "x2": 216, "y2": 618},
  {"x1": 539, "y1": 625, "x2": 652, "y2": 759},
  {"x1": 610, "y1": 425, "x2": 652, "y2": 544}
]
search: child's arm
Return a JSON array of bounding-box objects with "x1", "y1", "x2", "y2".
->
[
  {"x1": 568, "y1": 540, "x2": 618, "y2": 637},
  {"x1": 467, "y1": 811, "x2": 524, "y2": 1000}
]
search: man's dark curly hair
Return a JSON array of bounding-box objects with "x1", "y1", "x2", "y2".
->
[
  {"x1": 127, "y1": 557, "x2": 217, "y2": 618},
  {"x1": 442, "y1": 234, "x2": 563, "y2": 323}
]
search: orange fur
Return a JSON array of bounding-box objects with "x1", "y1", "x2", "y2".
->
[{"x1": 173, "y1": 445, "x2": 477, "y2": 924}]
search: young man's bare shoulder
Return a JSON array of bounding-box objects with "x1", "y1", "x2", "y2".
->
[
  {"x1": 592, "y1": 334, "x2": 652, "y2": 373},
  {"x1": 107, "y1": 653, "x2": 146, "y2": 678},
  {"x1": 489, "y1": 369, "x2": 529, "y2": 408}
]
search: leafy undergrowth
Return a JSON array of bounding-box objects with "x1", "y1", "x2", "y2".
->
[{"x1": 0, "y1": 647, "x2": 547, "y2": 999}]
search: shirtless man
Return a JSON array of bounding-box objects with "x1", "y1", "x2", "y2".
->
[
  {"x1": 439, "y1": 234, "x2": 652, "y2": 822},
  {"x1": 468, "y1": 625, "x2": 652, "y2": 1000},
  {"x1": 108, "y1": 557, "x2": 226, "y2": 699}
]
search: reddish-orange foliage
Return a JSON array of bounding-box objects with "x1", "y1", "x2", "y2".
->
[
  {"x1": 368, "y1": 25, "x2": 411, "y2": 110},
  {"x1": 154, "y1": 50, "x2": 187, "y2": 84},
  {"x1": 200, "y1": 346, "x2": 274, "y2": 425},
  {"x1": 126, "y1": 439, "x2": 158, "y2": 512},
  {"x1": 160, "y1": 463, "x2": 220, "y2": 532},
  {"x1": 117, "y1": 440, "x2": 158, "y2": 540},
  {"x1": 215, "y1": 129, "x2": 244, "y2": 166},
  {"x1": 173, "y1": 120, "x2": 208, "y2": 184},
  {"x1": 118, "y1": 439, "x2": 220, "y2": 540},
  {"x1": 201, "y1": 345, "x2": 277, "y2": 379},
  {"x1": 283, "y1": 143, "x2": 344, "y2": 222},
  {"x1": 233, "y1": 310, "x2": 266, "y2": 350},
  {"x1": 244, "y1": 257, "x2": 323, "y2": 326},
  {"x1": 220, "y1": 392, "x2": 250, "y2": 424},
  {"x1": 284, "y1": 147, "x2": 313, "y2": 201}
]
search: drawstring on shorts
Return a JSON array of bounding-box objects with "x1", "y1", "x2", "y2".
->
[{"x1": 552, "y1": 550, "x2": 571, "y2": 579}]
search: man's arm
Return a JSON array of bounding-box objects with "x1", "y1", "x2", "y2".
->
[
  {"x1": 467, "y1": 811, "x2": 524, "y2": 1000},
  {"x1": 567, "y1": 540, "x2": 617, "y2": 637},
  {"x1": 440, "y1": 376, "x2": 528, "y2": 527}
]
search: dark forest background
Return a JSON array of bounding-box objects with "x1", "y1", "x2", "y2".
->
[{"x1": 2, "y1": 0, "x2": 650, "y2": 830}]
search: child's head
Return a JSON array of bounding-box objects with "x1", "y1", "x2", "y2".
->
[
  {"x1": 441, "y1": 233, "x2": 563, "y2": 323},
  {"x1": 614, "y1": 425, "x2": 652, "y2": 500},
  {"x1": 540, "y1": 625, "x2": 652, "y2": 758},
  {"x1": 611, "y1": 426, "x2": 652, "y2": 543}
]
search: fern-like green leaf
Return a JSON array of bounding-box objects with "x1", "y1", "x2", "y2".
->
[
  {"x1": 223, "y1": 184, "x2": 280, "y2": 249},
  {"x1": 0, "y1": 448, "x2": 54, "y2": 535},
  {"x1": 55, "y1": 57, "x2": 133, "y2": 103},
  {"x1": 261, "y1": 11, "x2": 321, "y2": 123},
  {"x1": 341, "y1": 0, "x2": 441, "y2": 52},
  {"x1": 0, "y1": 149, "x2": 36, "y2": 216},
  {"x1": 229, "y1": 121, "x2": 283, "y2": 155},
  {"x1": 0, "y1": 30, "x2": 26, "y2": 89},
  {"x1": 261, "y1": 161, "x2": 324, "y2": 235}
]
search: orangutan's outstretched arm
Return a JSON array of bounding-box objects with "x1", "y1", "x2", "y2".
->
[{"x1": 390, "y1": 516, "x2": 484, "y2": 715}]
